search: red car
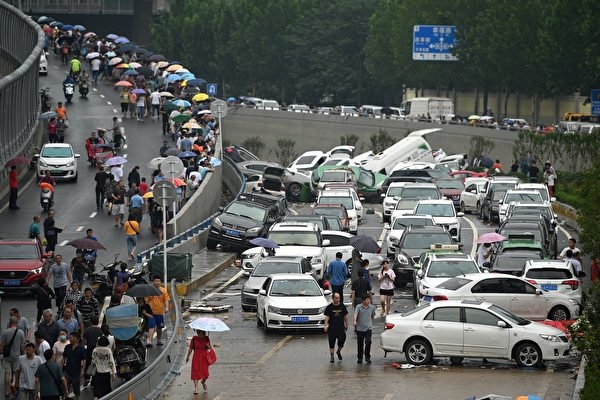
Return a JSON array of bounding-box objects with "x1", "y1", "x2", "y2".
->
[
  {"x1": 0, "y1": 239, "x2": 47, "y2": 291},
  {"x1": 436, "y1": 179, "x2": 465, "y2": 209},
  {"x1": 448, "y1": 170, "x2": 488, "y2": 182}
]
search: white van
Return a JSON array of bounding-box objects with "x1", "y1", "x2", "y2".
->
[
  {"x1": 337, "y1": 105, "x2": 360, "y2": 117},
  {"x1": 361, "y1": 105, "x2": 383, "y2": 118},
  {"x1": 287, "y1": 104, "x2": 311, "y2": 113},
  {"x1": 256, "y1": 99, "x2": 281, "y2": 110},
  {"x1": 362, "y1": 128, "x2": 439, "y2": 175}
]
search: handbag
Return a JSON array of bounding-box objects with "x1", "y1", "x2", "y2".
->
[
  {"x1": 2, "y1": 328, "x2": 18, "y2": 357},
  {"x1": 206, "y1": 348, "x2": 217, "y2": 366},
  {"x1": 86, "y1": 363, "x2": 96, "y2": 376}
]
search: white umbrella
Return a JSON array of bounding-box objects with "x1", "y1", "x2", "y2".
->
[
  {"x1": 104, "y1": 156, "x2": 128, "y2": 166},
  {"x1": 147, "y1": 157, "x2": 165, "y2": 169},
  {"x1": 468, "y1": 115, "x2": 480, "y2": 120},
  {"x1": 108, "y1": 57, "x2": 123, "y2": 66},
  {"x1": 159, "y1": 91, "x2": 174, "y2": 98},
  {"x1": 86, "y1": 52, "x2": 100, "y2": 59},
  {"x1": 188, "y1": 317, "x2": 230, "y2": 332}
]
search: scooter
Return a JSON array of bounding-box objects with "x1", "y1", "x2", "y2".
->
[
  {"x1": 40, "y1": 185, "x2": 54, "y2": 212},
  {"x1": 79, "y1": 81, "x2": 89, "y2": 98},
  {"x1": 89, "y1": 254, "x2": 120, "y2": 302},
  {"x1": 63, "y1": 83, "x2": 74, "y2": 104},
  {"x1": 115, "y1": 332, "x2": 147, "y2": 380}
]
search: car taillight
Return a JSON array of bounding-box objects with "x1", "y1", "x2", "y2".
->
[
  {"x1": 375, "y1": 247, "x2": 382, "y2": 254},
  {"x1": 526, "y1": 279, "x2": 537, "y2": 285},
  {"x1": 562, "y1": 280, "x2": 579, "y2": 290},
  {"x1": 384, "y1": 323, "x2": 395, "y2": 330},
  {"x1": 433, "y1": 295, "x2": 448, "y2": 301}
]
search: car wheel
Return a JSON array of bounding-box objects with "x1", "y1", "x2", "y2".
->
[
  {"x1": 287, "y1": 183, "x2": 301, "y2": 201},
  {"x1": 476, "y1": 201, "x2": 480, "y2": 214},
  {"x1": 262, "y1": 312, "x2": 269, "y2": 332},
  {"x1": 206, "y1": 237, "x2": 217, "y2": 250},
  {"x1": 405, "y1": 339, "x2": 432, "y2": 365},
  {"x1": 242, "y1": 305, "x2": 251, "y2": 312},
  {"x1": 514, "y1": 342, "x2": 542, "y2": 368},
  {"x1": 460, "y1": 202, "x2": 467, "y2": 214},
  {"x1": 256, "y1": 311, "x2": 263, "y2": 327},
  {"x1": 548, "y1": 305, "x2": 570, "y2": 321},
  {"x1": 449, "y1": 357, "x2": 464, "y2": 365}
]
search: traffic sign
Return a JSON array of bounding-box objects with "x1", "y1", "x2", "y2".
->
[
  {"x1": 153, "y1": 181, "x2": 177, "y2": 206},
  {"x1": 210, "y1": 99, "x2": 228, "y2": 117},
  {"x1": 591, "y1": 89, "x2": 600, "y2": 116},
  {"x1": 161, "y1": 156, "x2": 185, "y2": 178},
  {"x1": 207, "y1": 83, "x2": 218, "y2": 97},
  {"x1": 413, "y1": 25, "x2": 458, "y2": 61}
]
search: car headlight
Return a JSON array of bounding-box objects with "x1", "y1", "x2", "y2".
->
[
  {"x1": 318, "y1": 306, "x2": 326, "y2": 313},
  {"x1": 32, "y1": 267, "x2": 43, "y2": 275},
  {"x1": 268, "y1": 305, "x2": 282, "y2": 314},
  {"x1": 312, "y1": 257, "x2": 323, "y2": 265},
  {"x1": 540, "y1": 334, "x2": 562, "y2": 342},
  {"x1": 568, "y1": 298, "x2": 579, "y2": 306},
  {"x1": 247, "y1": 226, "x2": 262, "y2": 234},
  {"x1": 384, "y1": 202, "x2": 394, "y2": 207},
  {"x1": 396, "y1": 254, "x2": 409, "y2": 265},
  {"x1": 213, "y1": 217, "x2": 223, "y2": 227},
  {"x1": 39, "y1": 160, "x2": 47, "y2": 167},
  {"x1": 66, "y1": 161, "x2": 75, "y2": 167}
]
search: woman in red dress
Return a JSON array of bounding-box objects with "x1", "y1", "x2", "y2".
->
[{"x1": 186, "y1": 329, "x2": 211, "y2": 393}]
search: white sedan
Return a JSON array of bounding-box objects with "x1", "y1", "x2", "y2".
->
[
  {"x1": 36, "y1": 143, "x2": 80, "y2": 182},
  {"x1": 256, "y1": 273, "x2": 330, "y2": 331},
  {"x1": 420, "y1": 273, "x2": 580, "y2": 321},
  {"x1": 381, "y1": 300, "x2": 571, "y2": 367},
  {"x1": 459, "y1": 178, "x2": 488, "y2": 214}
]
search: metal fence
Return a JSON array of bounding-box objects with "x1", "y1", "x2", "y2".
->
[
  {"x1": 4, "y1": 0, "x2": 135, "y2": 14},
  {"x1": 0, "y1": 1, "x2": 45, "y2": 167}
]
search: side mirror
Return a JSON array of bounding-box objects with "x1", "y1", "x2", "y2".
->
[
  {"x1": 498, "y1": 199, "x2": 504, "y2": 204},
  {"x1": 578, "y1": 271, "x2": 587, "y2": 278},
  {"x1": 258, "y1": 289, "x2": 266, "y2": 296},
  {"x1": 74, "y1": 154, "x2": 81, "y2": 159},
  {"x1": 322, "y1": 239, "x2": 330, "y2": 246},
  {"x1": 218, "y1": 206, "x2": 224, "y2": 212},
  {"x1": 34, "y1": 153, "x2": 40, "y2": 158},
  {"x1": 323, "y1": 289, "x2": 332, "y2": 296},
  {"x1": 497, "y1": 320, "x2": 507, "y2": 328},
  {"x1": 457, "y1": 212, "x2": 465, "y2": 217},
  {"x1": 380, "y1": 193, "x2": 385, "y2": 198},
  {"x1": 243, "y1": 271, "x2": 250, "y2": 277},
  {"x1": 535, "y1": 289, "x2": 543, "y2": 295}
]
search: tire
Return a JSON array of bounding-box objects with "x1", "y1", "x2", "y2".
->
[
  {"x1": 73, "y1": 173, "x2": 78, "y2": 182},
  {"x1": 262, "y1": 312, "x2": 269, "y2": 332},
  {"x1": 405, "y1": 338, "x2": 432, "y2": 365},
  {"x1": 206, "y1": 237, "x2": 218, "y2": 250},
  {"x1": 476, "y1": 201, "x2": 480, "y2": 214},
  {"x1": 287, "y1": 183, "x2": 301, "y2": 201},
  {"x1": 460, "y1": 202, "x2": 467, "y2": 214},
  {"x1": 449, "y1": 357, "x2": 464, "y2": 365},
  {"x1": 514, "y1": 342, "x2": 542, "y2": 368},
  {"x1": 256, "y1": 311, "x2": 263, "y2": 327},
  {"x1": 242, "y1": 305, "x2": 251, "y2": 312},
  {"x1": 548, "y1": 305, "x2": 570, "y2": 321}
]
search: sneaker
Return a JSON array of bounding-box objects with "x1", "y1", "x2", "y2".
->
[
  {"x1": 156, "y1": 341, "x2": 164, "y2": 346},
  {"x1": 67, "y1": 393, "x2": 76, "y2": 399},
  {"x1": 336, "y1": 350, "x2": 343, "y2": 360},
  {"x1": 366, "y1": 358, "x2": 372, "y2": 364},
  {"x1": 146, "y1": 343, "x2": 153, "y2": 348},
  {"x1": 330, "y1": 354, "x2": 334, "y2": 363},
  {"x1": 357, "y1": 359, "x2": 362, "y2": 364}
]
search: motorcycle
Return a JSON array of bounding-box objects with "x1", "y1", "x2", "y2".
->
[
  {"x1": 105, "y1": 303, "x2": 147, "y2": 380},
  {"x1": 79, "y1": 80, "x2": 89, "y2": 98},
  {"x1": 40, "y1": 87, "x2": 52, "y2": 112},
  {"x1": 39, "y1": 182, "x2": 54, "y2": 212},
  {"x1": 63, "y1": 83, "x2": 74, "y2": 104},
  {"x1": 90, "y1": 255, "x2": 148, "y2": 302}
]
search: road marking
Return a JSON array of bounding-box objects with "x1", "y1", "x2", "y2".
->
[
  {"x1": 89, "y1": 212, "x2": 97, "y2": 218},
  {"x1": 557, "y1": 224, "x2": 570, "y2": 239},
  {"x1": 378, "y1": 225, "x2": 388, "y2": 246},
  {"x1": 201, "y1": 269, "x2": 244, "y2": 301},
  {"x1": 123, "y1": 153, "x2": 128, "y2": 158},
  {"x1": 462, "y1": 216, "x2": 478, "y2": 258},
  {"x1": 255, "y1": 335, "x2": 292, "y2": 366},
  {"x1": 535, "y1": 369, "x2": 553, "y2": 399},
  {"x1": 92, "y1": 87, "x2": 98, "y2": 92},
  {"x1": 100, "y1": 94, "x2": 105, "y2": 99},
  {"x1": 107, "y1": 101, "x2": 112, "y2": 106},
  {"x1": 113, "y1": 109, "x2": 119, "y2": 113},
  {"x1": 383, "y1": 394, "x2": 394, "y2": 400},
  {"x1": 76, "y1": 226, "x2": 84, "y2": 232},
  {"x1": 58, "y1": 240, "x2": 69, "y2": 247},
  {"x1": 289, "y1": 208, "x2": 298, "y2": 215}
]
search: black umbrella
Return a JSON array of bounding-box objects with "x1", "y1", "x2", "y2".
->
[
  {"x1": 147, "y1": 54, "x2": 166, "y2": 62},
  {"x1": 125, "y1": 284, "x2": 162, "y2": 297},
  {"x1": 349, "y1": 235, "x2": 381, "y2": 254},
  {"x1": 67, "y1": 238, "x2": 107, "y2": 250},
  {"x1": 137, "y1": 66, "x2": 154, "y2": 77},
  {"x1": 118, "y1": 43, "x2": 138, "y2": 53},
  {"x1": 163, "y1": 147, "x2": 180, "y2": 156}
]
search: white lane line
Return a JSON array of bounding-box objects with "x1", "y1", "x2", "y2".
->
[
  {"x1": 462, "y1": 216, "x2": 478, "y2": 258},
  {"x1": 201, "y1": 269, "x2": 244, "y2": 301},
  {"x1": 383, "y1": 394, "x2": 394, "y2": 400},
  {"x1": 90, "y1": 212, "x2": 97, "y2": 218},
  {"x1": 100, "y1": 94, "x2": 105, "y2": 99},
  {"x1": 107, "y1": 101, "x2": 112, "y2": 106},
  {"x1": 113, "y1": 109, "x2": 119, "y2": 113},
  {"x1": 58, "y1": 240, "x2": 69, "y2": 247},
  {"x1": 378, "y1": 225, "x2": 388, "y2": 246},
  {"x1": 255, "y1": 335, "x2": 293, "y2": 366},
  {"x1": 557, "y1": 224, "x2": 571, "y2": 239},
  {"x1": 92, "y1": 88, "x2": 98, "y2": 92},
  {"x1": 75, "y1": 226, "x2": 84, "y2": 232}
]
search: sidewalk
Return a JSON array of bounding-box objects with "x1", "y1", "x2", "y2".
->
[{"x1": 173, "y1": 249, "x2": 236, "y2": 296}]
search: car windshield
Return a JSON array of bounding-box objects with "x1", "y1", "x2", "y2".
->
[
  {"x1": 268, "y1": 231, "x2": 319, "y2": 246},
  {"x1": 491, "y1": 182, "x2": 517, "y2": 192},
  {"x1": 0, "y1": 244, "x2": 38, "y2": 260},
  {"x1": 295, "y1": 156, "x2": 317, "y2": 166},
  {"x1": 415, "y1": 203, "x2": 455, "y2": 217},
  {"x1": 318, "y1": 196, "x2": 353, "y2": 209},
  {"x1": 427, "y1": 261, "x2": 479, "y2": 277},
  {"x1": 492, "y1": 254, "x2": 536, "y2": 271},
  {"x1": 356, "y1": 169, "x2": 375, "y2": 187},
  {"x1": 386, "y1": 186, "x2": 404, "y2": 197},
  {"x1": 436, "y1": 277, "x2": 472, "y2": 290},
  {"x1": 270, "y1": 279, "x2": 322, "y2": 296},
  {"x1": 225, "y1": 202, "x2": 266, "y2": 221},
  {"x1": 403, "y1": 233, "x2": 453, "y2": 248},
  {"x1": 505, "y1": 192, "x2": 543, "y2": 203},
  {"x1": 252, "y1": 262, "x2": 300, "y2": 277},
  {"x1": 41, "y1": 147, "x2": 73, "y2": 158},
  {"x1": 395, "y1": 198, "x2": 420, "y2": 210},
  {"x1": 436, "y1": 180, "x2": 465, "y2": 190},
  {"x1": 321, "y1": 171, "x2": 347, "y2": 183},
  {"x1": 401, "y1": 188, "x2": 440, "y2": 199},
  {"x1": 392, "y1": 218, "x2": 433, "y2": 230},
  {"x1": 314, "y1": 207, "x2": 343, "y2": 218},
  {"x1": 488, "y1": 304, "x2": 531, "y2": 326}
]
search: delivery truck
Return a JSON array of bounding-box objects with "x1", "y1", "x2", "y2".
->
[{"x1": 403, "y1": 97, "x2": 454, "y2": 120}]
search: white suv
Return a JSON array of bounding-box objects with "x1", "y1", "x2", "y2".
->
[
  {"x1": 521, "y1": 259, "x2": 583, "y2": 305},
  {"x1": 413, "y1": 199, "x2": 463, "y2": 242},
  {"x1": 317, "y1": 189, "x2": 360, "y2": 234},
  {"x1": 382, "y1": 182, "x2": 408, "y2": 223},
  {"x1": 498, "y1": 189, "x2": 543, "y2": 223}
]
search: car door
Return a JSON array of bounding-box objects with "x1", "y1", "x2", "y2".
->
[
  {"x1": 415, "y1": 254, "x2": 431, "y2": 293},
  {"x1": 503, "y1": 278, "x2": 546, "y2": 320},
  {"x1": 469, "y1": 278, "x2": 511, "y2": 309},
  {"x1": 256, "y1": 277, "x2": 272, "y2": 318},
  {"x1": 421, "y1": 306, "x2": 463, "y2": 355},
  {"x1": 462, "y1": 183, "x2": 478, "y2": 211},
  {"x1": 322, "y1": 233, "x2": 352, "y2": 264},
  {"x1": 462, "y1": 307, "x2": 510, "y2": 358}
]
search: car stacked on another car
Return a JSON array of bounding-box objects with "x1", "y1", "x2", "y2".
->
[
  {"x1": 317, "y1": 189, "x2": 360, "y2": 234},
  {"x1": 435, "y1": 179, "x2": 465, "y2": 209}
]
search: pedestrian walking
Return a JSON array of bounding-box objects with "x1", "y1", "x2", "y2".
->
[
  {"x1": 13, "y1": 342, "x2": 44, "y2": 400},
  {"x1": 326, "y1": 252, "x2": 349, "y2": 302},
  {"x1": 34, "y1": 331, "x2": 51, "y2": 361},
  {"x1": 350, "y1": 267, "x2": 372, "y2": 309},
  {"x1": 82, "y1": 316, "x2": 103, "y2": 388},
  {"x1": 124, "y1": 215, "x2": 141, "y2": 259},
  {"x1": 8, "y1": 308, "x2": 30, "y2": 342},
  {"x1": 545, "y1": 169, "x2": 555, "y2": 197},
  {"x1": 378, "y1": 261, "x2": 396, "y2": 316},
  {"x1": 61, "y1": 332, "x2": 86, "y2": 399},
  {"x1": 128, "y1": 90, "x2": 137, "y2": 118},
  {"x1": 46, "y1": 255, "x2": 72, "y2": 310},
  {"x1": 38, "y1": 310, "x2": 60, "y2": 347},
  {"x1": 77, "y1": 289, "x2": 99, "y2": 329},
  {"x1": 128, "y1": 188, "x2": 143, "y2": 223},
  {"x1": 119, "y1": 90, "x2": 129, "y2": 116},
  {"x1": 34, "y1": 280, "x2": 55, "y2": 324},
  {"x1": 43, "y1": 219, "x2": 63, "y2": 253},
  {"x1": 52, "y1": 329, "x2": 69, "y2": 367},
  {"x1": 90, "y1": 335, "x2": 116, "y2": 399},
  {"x1": 127, "y1": 165, "x2": 141, "y2": 187},
  {"x1": 9, "y1": 165, "x2": 19, "y2": 210},
  {"x1": 1, "y1": 316, "x2": 26, "y2": 399},
  {"x1": 186, "y1": 330, "x2": 212, "y2": 393},
  {"x1": 350, "y1": 249, "x2": 363, "y2": 283},
  {"x1": 149, "y1": 89, "x2": 161, "y2": 120},
  {"x1": 28, "y1": 215, "x2": 42, "y2": 243},
  {"x1": 137, "y1": 297, "x2": 154, "y2": 347},
  {"x1": 324, "y1": 292, "x2": 348, "y2": 363},
  {"x1": 47, "y1": 118, "x2": 58, "y2": 143},
  {"x1": 136, "y1": 93, "x2": 146, "y2": 122},
  {"x1": 353, "y1": 297, "x2": 375, "y2": 364},
  {"x1": 111, "y1": 180, "x2": 127, "y2": 227},
  {"x1": 90, "y1": 57, "x2": 101, "y2": 85},
  {"x1": 94, "y1": 166, "x2": 109, "y2": 210},
  {"x1": 145, "y1": 277, "x2": 170, "y2": 346},
  {"x1": 70, "y1": 252, "x2": 87, "y2": 285},
  {"x1": 35, "y1": 349, "x2": 68, "y2": 400}
]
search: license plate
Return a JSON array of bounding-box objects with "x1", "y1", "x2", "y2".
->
[
  {"x1": 225, "y1": 229, "x2": 241, "y2": 237},
  {"x1": 541, "y1": 284, "x2": 558, "y2": 291},
  {"x1": 52, "y1": 170, "x2": 62, "y2": 174},
  {"x1": 4, "y1": 279, "x2": 20, "y2": 286},
  {"x1": 291, "y1": 316, "x2": 309, "y2": 323},
  {"x1": 423, "y1": 295, "x2": 432, "y2": 302}
]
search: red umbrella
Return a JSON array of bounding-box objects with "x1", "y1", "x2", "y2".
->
[
  {"x1": 4, "y1": 156, "x2": 30, "y2": 168},
  {"x1": 114, "y1": 80, "x2": 133, "y2": 87},
  {"x1": 476, "y1": 232, "x2": 506, "y2": 244}
]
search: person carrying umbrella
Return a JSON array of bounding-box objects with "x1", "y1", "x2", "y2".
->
[
  {"x1": 186, "y1": 330, "x2": 212, "y2": 393},
  {"x1": 477, "y1": 243, "x2": 493, "y2": 267},
  {"x1": 8, "y1": 165, "x2": 19, "y2": 210}
]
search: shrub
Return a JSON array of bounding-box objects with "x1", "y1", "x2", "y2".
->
[
  {"x1": 340, "y1": 134, "x2": 360, "y2": 147},
  {"x1": 369, "y1": 129, "x2": 396, "y2": 154},
  {"x1": 241, "y1": 136, "x2": 265, "y2": 158},
  {"x1": 274, "y1": 139, "x2": 296, "y2": 166},
  {"x1": 468, "y1": 135, "x2": 494, "y2": 161}
]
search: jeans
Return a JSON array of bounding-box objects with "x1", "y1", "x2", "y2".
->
[
  {"x1": 54, "y1": 286, "x2": 67, "y2": 310},
  {"x1": 137, "y1": 106, "x2": 145, "y2": 120},
  {"x1": 356, "y1": 329, "x2": 372, "y2": 361},
  {"x1": 95, "y1": 186, "x2": 105, "y2": 209},
  {"x1": 126, "y1": 234, "x2": 137, "y2": 256},
  {"x1": 92, "y1": 70, "x2": 99, "y2": 84}
]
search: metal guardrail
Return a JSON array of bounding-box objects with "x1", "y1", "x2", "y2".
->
[
  {"x1": 100, "y1": 279, "x2": 186, "y2": 400},
  {"x1": 0, "y1": 1, "x2": 45, "y2": 167}
]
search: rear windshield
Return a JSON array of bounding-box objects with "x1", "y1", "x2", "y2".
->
[
  {"x1": 392, "y1": 217, "x2": 433, "y2": 229},
  {"x1": 314, "y1": 207, "x2": 343, "y2": 218},
  {"x1": 415, "y1": 203, "x2": 455, "y2": 217},
  {"x1": 252, "y1": 262, "x2": 300, "y2": 277},
  {"x1": 318, "y1": 196, "x2": 353, "y2": 209},
  {"x1": 403, "y1": 233, "x2": 453, "y2": 248},
  {"x1": 525, "y1": 268, "x2": 573, "y2": 280},
  {"x1": 436, "y1": 277, "x2": 472, "y2": 290},
  {"x1": 321, "y1": 171, "x2": 347, "y2": 183}
]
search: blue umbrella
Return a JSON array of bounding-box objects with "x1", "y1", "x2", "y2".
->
[
  {"x1": 172, "y1": 99, "x2": 191, "y2": 107},
  {"x1": 49, "y1": 21, "x2": 63, "y2": 27},
  {"x1": 188, "y1": 317, "x2": 230, "y2": 332},
  {"x1": 249, "y1": 237, "x2": 279, "y2": 248},
  {"x1": 122, "y1": 69, "x2": 139, "y2": 76},
  {"x1": 73, "y1": 24, "x2": 86, "y2": 31},
  {"x1": 164, "y1": 74, "x2": 183, "y2": 83},
  {"x1": 179, "y1": 73, "x2": 195, "y2": 79},
  {"x1": 106, "y1": 33, "x2": 119, "y2": 40},
  {"x1": 115, "y1": 37, "x2": 129, "y2": 44},
  {"x1": 185, "y1": 78, "x2": 207, "y2": 87},
  {"x1": 62, "y1": 24, "x2": 74, "y2": 31},
  {"x1": 178, "y1": 151, "x2": 197, "y2": 158},
  {"x1": 226, "y1": 97, "x2": 237, "y2": 102}
]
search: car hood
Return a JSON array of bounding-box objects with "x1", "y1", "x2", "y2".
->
[
  {"x1": 218, "y1": 214, "x2": 263, "y2": 229},
  {"x1": 40, "y1": 157, "x2": 74, "y2": 164},
  {"x1": 431, "y1": 216, "x2": 459, "y2": 225},
  {"x1": 267, "y1": 296, "x2": 328, "y2": 309},
  {"x1": 274, "y1": 246, "x2": 324, "y2": 259},
  {"x1": 527, "y1": 321, "x2": 570, "y2": 336},
  {"x1": 0, "y1": 259, "x2": 43, "y2": 270}
]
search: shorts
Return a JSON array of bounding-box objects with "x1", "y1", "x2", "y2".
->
[
  {"x1": 112, "y1": 203, "x2": 126, "y2": 215},
  {"x1": 153, "y1": 314, "x2": 165, "y2": 328},
  {"x1": 1, "y1": 358, "x2": 17, "y2": 374},
  {"x1": 327, "y1": 330, "x2": 346, "y2": 349},
  {"x1": 380, "y1": 288, "x2": 394, "y2": 296},
  {"x1": 146, "y1": 317, "x2": 156, "y2": 329}
]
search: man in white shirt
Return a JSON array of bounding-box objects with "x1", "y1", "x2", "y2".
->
[
  {"x1": 149, "y1": 89, "x2": 161, "y2": 120},
  {"x1": 111, "y1": 165, "x2": 123, "y2": 182},
  {"x1": 90, "y1": 57, "x2": 101, "y2": 85},
  {"x1": 476, "y1": 243, "x2": 492, "y2": 267}
]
